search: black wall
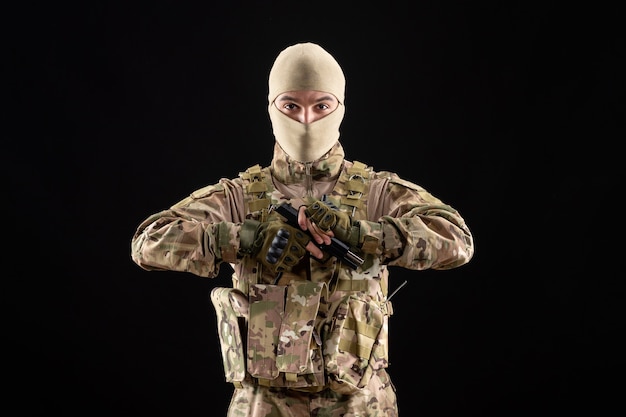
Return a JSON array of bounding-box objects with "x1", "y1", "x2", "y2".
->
[{"x1": 8, "y1": 2, "x2": 623, "y2": 416}]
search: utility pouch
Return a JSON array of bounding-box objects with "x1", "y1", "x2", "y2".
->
[
  {"x1": 247, "y1": 281, "x2": 328, "y2": 389},
  {"x1": 246, "y1": 284, "x2": 286, "y2": 380},
  {"x1": 210, "y1": 287, "x2": 249, "y2": 384},
  {"x1": 322, "y1": 293, "x2": 390, "y2": 394}
]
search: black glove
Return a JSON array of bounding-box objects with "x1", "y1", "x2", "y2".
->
[
  {"x1": 240, "y1": 217, "x2": 311, "y2": 274},
  {"x1": 304, "y1": 199, "x2": 359, "y2": 247}
]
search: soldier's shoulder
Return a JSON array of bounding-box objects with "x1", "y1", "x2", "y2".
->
[
  {"x1": 387, "y1": 175, "x2": 424, "y2": 192},
  {"x1": 189, "y1": 176, "x2": 246, "y2": 199},
  {"x1": 359, "y1": 163, "x2": 424, "y2": 192}
]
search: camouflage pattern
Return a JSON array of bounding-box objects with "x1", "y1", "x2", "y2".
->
[
  {"x1": 246, "y1": 281, "x2": 329, "y2": 390},
  {"x1": 228, "y1": 369, "x2": 398, "y2": 417},
  {"x1": 131, "y1": 142, "x2": 473, "y2": 279},
  {"x1": 275, "y1": 281, "x2": 326, "y2": 376},
  {"x1": 247, "y1": 284, "x2": 285, "y2": 380},
  {"x1": 131, "y1": 141, "x2": 474, "y2": 416},
  {"x1": 322, "y1": 293, "x2": 388, "y2": 395},
  {"x1": 210, "y1": 287, "x2": 248, "y2": 384}
]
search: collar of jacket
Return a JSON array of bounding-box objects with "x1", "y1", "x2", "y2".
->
[{"x1": 270, "y1": 141, "x2": 345, "y2": 185}]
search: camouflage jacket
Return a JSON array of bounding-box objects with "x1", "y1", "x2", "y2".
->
[
  {"x1": 131, "y1": 141, "x2": 473, "y2": 283},
  {"x1": 130, "y1": 141, "x2": 474, "y2": 391}
]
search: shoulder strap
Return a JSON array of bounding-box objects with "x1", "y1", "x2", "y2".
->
[
  {"x1": 337, "y1": 160, "x2": 370, "y2": 219},
  {"x1": 237, "y1": 164, "x2": 275, "y2": 289},
  {"x1": 239, "y1": 164, "x2": 274, "y2": 221}
]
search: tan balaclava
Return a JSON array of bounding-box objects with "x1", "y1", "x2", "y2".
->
[{"x1": 268, "y1": 42, "x2": 346, "y2": 163}]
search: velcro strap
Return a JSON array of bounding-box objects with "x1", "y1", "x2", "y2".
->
[
  {"x1": 340, "y1": 196, "x2": 364, "y2": 210},
  {"x1": 335, "y1": 278, "x2": 370, "y2": 292},
  {"x1": 338, "y1": 335, "x2": 373, "y2": 359},
  {"x1": 285, "y1": 372, "x2": 298, "y2": 382},
  {"x1": 218, "y1": 222, "x2": 237, "y2": 263},
  {"x1": 241, "y1": 164, "x2": 263, "y2": 181},
  {"x1": 247, "y1": 181, "x2": 268, "y2": 193},
  {"x1": 249, "y1": 198, "x2": 270, "y2": 212},
  {"x1": 345, "y1": 316, "x2": 380, "y2": 339},
  {"x1": 347, "y1": 161, "x2": 369, "y2": 178},
  {"x1": 346, "y1": 180, "x2": 366, "y2": 194},
  {"x1": 361, "y1": 234, "x2": 379, "y2": 254},
  {"x1": 239, "y1": 219, "x2": 260, "y2": 255}
]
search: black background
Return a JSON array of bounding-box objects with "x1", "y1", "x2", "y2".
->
[{"x1": 8, "y1": 2, "x2": 624, "y2": 416}]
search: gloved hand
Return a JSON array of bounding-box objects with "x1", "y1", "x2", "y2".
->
[
  {"x1": 239, "y1": 217, "x2": 311, "y2": 274},
  {"x1": 304, "y1": 199, "x2": 359, "y2": 247}
]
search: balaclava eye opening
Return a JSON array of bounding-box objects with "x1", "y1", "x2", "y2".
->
[{"x1": 268, "y1": 42, "x2": 346, "y2": 163}]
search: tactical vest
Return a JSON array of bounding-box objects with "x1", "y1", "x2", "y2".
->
[
  {"x1": 238, "y1": 160, "x2": 371, "y2": 222},
  {"x1": 210, "y1": 161, "x2": 392, "y2": 394}
]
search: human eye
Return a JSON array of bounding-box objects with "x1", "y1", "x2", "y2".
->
[{"x1": 282, "y1": 103, "x2": 298, "y2": 111}]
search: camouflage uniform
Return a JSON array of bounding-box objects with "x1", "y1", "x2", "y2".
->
[{"x1": 131, "y1": 141, "x2": 474, "y2": 417}]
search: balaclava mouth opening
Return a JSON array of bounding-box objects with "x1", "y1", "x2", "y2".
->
[{"x1": 268, "y1": 42, "x2": 346, "y2": 163}]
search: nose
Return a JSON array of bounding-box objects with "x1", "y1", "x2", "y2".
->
[{"x1": 301, "y1": 108, "x2": 314, "y2": 124}]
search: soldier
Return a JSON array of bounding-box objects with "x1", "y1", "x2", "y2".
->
[{"x1": 131, "y1": 42, "x2": 474, "y2": 417}]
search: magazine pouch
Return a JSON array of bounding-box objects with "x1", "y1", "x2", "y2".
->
[
  {"x1": 246, "y1": 284, "x2": 286, "y2": 380},
  {"x1": 247, "y1": 282, "x2": 328, "y2": 389},
  {"x1": 322, "y1": 293, "x2": 390, "y2": 394}
]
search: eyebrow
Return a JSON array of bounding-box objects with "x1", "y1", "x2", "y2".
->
[
  {"x1": 277, "y1": 95, "x2": 336, "y2": 103},
  {"x1": 315, "y1": 95, "x2": 336, "y2": 103}
]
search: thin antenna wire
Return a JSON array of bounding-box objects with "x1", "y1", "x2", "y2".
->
[{"x1": 388, "y1": 280, "x2": 408, "y2": 301}]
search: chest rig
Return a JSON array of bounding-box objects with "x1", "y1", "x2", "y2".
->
[
  {"x1": 239, "y1": 161, "x2": 376, "y2": 289},
  {"x1": 210, "y1": 160, "x2": 390, "y2": 392},
  {"x1": 239, "y1": 160, "x2": 371, "y2": 222}
]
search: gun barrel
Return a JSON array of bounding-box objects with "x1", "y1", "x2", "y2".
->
[{"x1": 344, "y1": 250, "x2": 365, "y2": 269}]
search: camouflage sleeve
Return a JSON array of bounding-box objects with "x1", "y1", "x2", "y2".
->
[
  {"x1": 359, "y1": 174, "x2": 474, "y2": 271},
  {"x1": 130, "y1": 179, "x2": 247, "y2": 278}
]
